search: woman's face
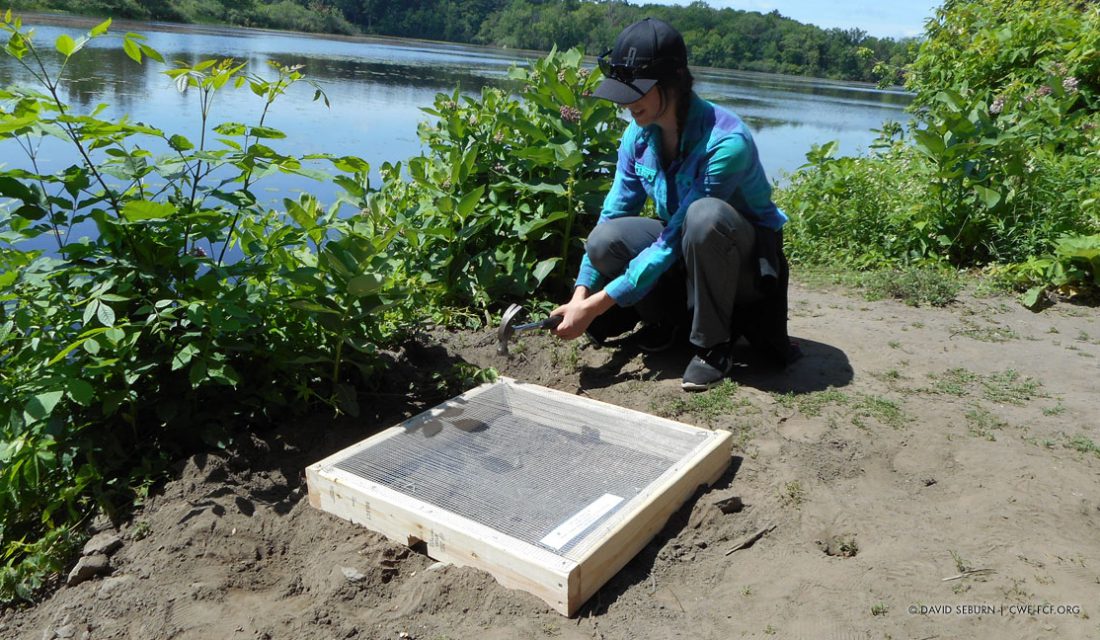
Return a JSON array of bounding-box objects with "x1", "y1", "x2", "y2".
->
[{"x1": 623, "y1": 85, "x2": 665, "y2": 127}]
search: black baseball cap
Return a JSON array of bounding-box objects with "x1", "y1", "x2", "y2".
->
[{"x1": 593, "y1": 18, "x2": 688, "y2": 105}]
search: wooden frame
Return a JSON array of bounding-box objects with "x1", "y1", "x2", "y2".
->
[{"x1": 306, "y1": 378, "x2": 732, "y2": 616}]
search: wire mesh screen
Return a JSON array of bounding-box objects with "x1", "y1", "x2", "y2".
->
[{"x1": 333, "y1": 382, "x2": 707, "y2": 560}]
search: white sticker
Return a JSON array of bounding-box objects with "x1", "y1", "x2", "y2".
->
[{"x1": 540, "y1": 493, "x2": 624, "y2": 551}]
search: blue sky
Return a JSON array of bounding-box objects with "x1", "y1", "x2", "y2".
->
[{"x1": 641, "y1": 0, "x2": 943, "y2": 39}]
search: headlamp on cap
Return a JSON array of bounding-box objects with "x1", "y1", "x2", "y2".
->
[{"x1": 591, "y1": 17, "x2": 687, "y2": 105}]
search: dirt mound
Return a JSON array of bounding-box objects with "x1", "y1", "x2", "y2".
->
[{"x1": 3, "y1": 282, "x2": 1099, "y2": 639}]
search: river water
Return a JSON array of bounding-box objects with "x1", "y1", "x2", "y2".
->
[{"x1": 1, "y1": 15, "x2": 911, "y2": 248}]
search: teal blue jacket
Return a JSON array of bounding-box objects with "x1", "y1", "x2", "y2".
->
[{"x1": 576, "y1": 93, "x2": 787, "y2": 305}]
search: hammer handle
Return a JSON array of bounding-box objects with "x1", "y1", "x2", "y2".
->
[{"x1": 513, "y1": 315, "x2": 563, "y2": 332}]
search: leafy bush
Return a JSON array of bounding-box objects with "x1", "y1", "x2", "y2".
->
[
  {"x1": 362, "y1": 47, "x2": 623, "y2": 313},
  {"x1": 0, "y1": 14, "x2": 407, "y2": 600},
  {"x1": 778, "y1": 137, "x2": 929, "y2": 268},
  {"x1": 778, "y1": 0, "x2": 1100, "y2": 302}
]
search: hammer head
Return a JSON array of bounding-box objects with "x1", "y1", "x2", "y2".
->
[{"x1": 496, "y1": 303, "x2": 524, "y2": 356}]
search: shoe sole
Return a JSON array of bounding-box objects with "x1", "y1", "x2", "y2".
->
[{"x1": 681, "y1": 378, "x2": 723, "y2": 392}]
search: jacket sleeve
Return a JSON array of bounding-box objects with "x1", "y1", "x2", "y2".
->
[{"x1": 602, "y1": 133, "x2": 753, "y2": 306}]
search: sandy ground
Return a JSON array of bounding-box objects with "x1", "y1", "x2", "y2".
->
[{"x1": 2, "y1": 279, "x2": 1099, "y2": 640}]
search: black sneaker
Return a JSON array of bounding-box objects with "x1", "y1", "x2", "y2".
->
[
  {"x1": 632, "y1": 322, "x2": 681, "y2": 353},
  {"x1": 681, "y1": 343, "x2": 733, "y2": 391}
]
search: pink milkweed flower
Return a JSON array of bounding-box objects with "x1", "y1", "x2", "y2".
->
[{"x1": 559, "y1": 105, "x2": 581, "y2": 123}]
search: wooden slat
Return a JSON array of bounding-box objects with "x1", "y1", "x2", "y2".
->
[
  {"x1": 306, "y1": 463, "x2": 577, "y2": 614},
  {"x1": 569, "y1": 429, "x2": 732, "y2": 614},
  {"x1": 504, "y1": 379, "x2": 707, "y2": 459}
]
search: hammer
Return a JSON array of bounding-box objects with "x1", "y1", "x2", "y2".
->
[{"x1": 497, "y1": 303, "x2": 563, "y2": 356}]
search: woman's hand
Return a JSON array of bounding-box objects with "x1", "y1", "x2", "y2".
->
[{"x1": 551, "y1": 288, "x2": 616, "y2": 340}]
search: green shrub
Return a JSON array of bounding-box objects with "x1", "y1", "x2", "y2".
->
[
  {"x1": 362, "y1": 47, "x2": 624, "y2": 312},
  {"x1": 779, "y1": 0, "x2": 1100, "y2": 302},
  {"x1": 0, "y1": 15, "x2": 407, "y2": 600}
]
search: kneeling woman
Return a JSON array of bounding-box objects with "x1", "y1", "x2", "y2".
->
[{"x1": 551, "y1": 17, "x2": 797, "y2": 390}]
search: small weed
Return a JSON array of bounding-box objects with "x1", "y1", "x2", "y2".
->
[
  {"x1": 952, "y1": 582, "x2": 971, "y2": 594},
  {"x1": 432, "y1": 363, "x2": 498, "y2": 395},
  {"x1": 860, "y1": 267, "x2": 960, "y2": 307},
  {"x1": 1066, "y1": 435, "x2": 1100, "y2": 457},
  {"x1": 131, "y1": 520, "x2": 152, "y2": 541},
  {"x1": 965, "y1": 407, "x2": 1006, "y2": 441},
  {"x1": 871, "y1": 602, "x2": 889, "y2": 616},
  {"x1": 950, "y1": 549, "x2": 972, "y2": 573},
  {"x1": 982, "y1": 370, "x2": 1043, "y2": 405},
  {"x1": 928, "y1": 368, "x2": 1043, "y2": 405},
  {"x1": 932, "y1": 368, "x2": 978, "y2": 396},
  {"x1": 873, "y1": 369, "x2": 905, "y2": 383},
  {"x1": 794, "y1": 388, "x2": 849, "y2": 417},
  {"x1": 1042, "y1": 401, "x2": 1067, "y2": 416},
  {"x1": 780, "y1": 480, "x2": 805, "y2": 507},
  {"x1": 855, "y1": 394, "x2": 907, "y2": 429},
  {"x1": 1077, "y1": 330, "x2": 1092, "y2": 343},
  {"x1": 953, "y1": 319, "x2": 1020, "y2": 343},
  {"x1": 763, "y1": 625, "x2": 777, "y2": 635},
  {"x1": 741, "y1": 585, "x2": 753, "y2": 596},
  {"x1": 819, "y1": 534, "x2": 859, "y2": 558},
  {"x1": 888, "y1": 340, "x2": 902, "y2": 349},
  {"x1": 651, "y1": 380, "x2": 746, "y2": 425}
]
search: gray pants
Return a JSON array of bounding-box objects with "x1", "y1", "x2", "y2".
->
[{"x1": 585, "y1": 197, "x2": 760, "y2": 349}]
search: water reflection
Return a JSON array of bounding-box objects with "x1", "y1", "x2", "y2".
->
[{"x1": 2, "y1": 16, "x2": 912, "y2": 199}]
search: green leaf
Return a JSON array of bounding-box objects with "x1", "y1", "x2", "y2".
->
[
  {"x1": 533, "y1": 258, "x2": 559, "y2": 284},
  {"x1": 172, "y1": 343, "x2": 199, "y2": 371},
  {"x1": 188, "y1": 359, "x2": 208, "y2": 386},
  {"x1": 455, "y1": 185, "x2": 485, "y2": 219},
  {"x1": 90, "y1": 18, "x2": 112, "y2": 37},
  {"x1": 55, "y1": 34, "x2": 76, "y2": 57},
  {"x1": 168, "y1": 134, "x2": 194, "y2": 152},
  {"x1": 0, "y1": 176, "x2": 36, "y2": 202},
  {"x1": 347, "y1": 274, "x2": 384, "y2": 298},
  {"x1": 96, "y1": 302, "x2": 116, "y2": 328},
  {"x1": 0, "y1": 114, "x2": 37, "y2": 134},
  {"x1": 0, "y1": 320, "x2": 14, "y2": 345},
  {"x1": 139, "y1": 43, "x2": 164, "y2": 63},
  {"x1": 122, "y1": 37, "x2": 141, "y2": 63},
  {"x1": 912, "y1": 129, "x2": 945, "y2": 157},
  {"x1": 515, "y1": 146, "x2": 556, "y2": 164},
  {"x1": 121, "y1": 200, "x2": 175, "y2": 221},
  {"x1": 67, "y1": 379, "x2": 95, "y2": 406},
  {"x1": 83, "y1": 299, "x2": 100, "y2": 325},
  {"x1": 248, "y1": 126, "x2": 287, "y2": 139},
  {"x1": 1020, "y1": 286, "x2": 1045, "y2": 309},
  {"x1": 25, "y1": 391, "x2": 64, "y2": 422},
  {"x1": 973, "y1": 185, "x2": 1001, "y2": 208}
]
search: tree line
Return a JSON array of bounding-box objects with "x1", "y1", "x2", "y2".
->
[{"x1": 10, "y1": 0, "x2": 914, "y2": 82}]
